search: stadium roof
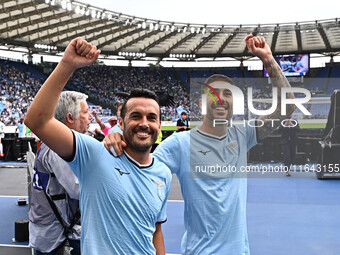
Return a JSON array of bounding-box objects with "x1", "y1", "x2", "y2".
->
[{"x1": 1, "y1": 0, "x2": 340, "y2": 61}]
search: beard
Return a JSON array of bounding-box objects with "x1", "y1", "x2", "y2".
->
[{"x1": 123, "y1": 125, "x2": 158, "y2": 153}]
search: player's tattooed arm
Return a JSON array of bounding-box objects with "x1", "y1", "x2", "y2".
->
[
  {"x1": 256, "y1": 58, "x2": 296, "y2": 142},
  {"x1": 263, "y1": 59, "x2": 284, "y2": 78}
]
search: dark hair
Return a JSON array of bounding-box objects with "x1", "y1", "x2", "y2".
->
[
  {"x1": 116, "y1": 101, "x2": 123, "y2": 108},
  {"x1": 204, "y1": 74, "x2": 233, "y2": 85},
  {"x1": 120, "y1": 89, "x2": 161, "y2": 121},
  {"x1": 181, "y1": 112, "x2": 187, "y2": 116}
]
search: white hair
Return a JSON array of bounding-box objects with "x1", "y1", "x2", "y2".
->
[{"x1": 54, "y1": 91, "x2": 88, "y2": 123}]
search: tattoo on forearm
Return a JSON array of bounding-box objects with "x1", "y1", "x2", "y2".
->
[
  {"x1": 264, "y1": 60, "x2": 275, "y2": 68},
  {"x1": 256, "y1": 58, "x2": 296, "y2": 141},
  {"x1": 264, "y1": 60, "x2": 284, "y2": 79}
]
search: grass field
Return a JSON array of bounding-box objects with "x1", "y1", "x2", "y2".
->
[
  {"x1": 161, "y1": 125, "x2": 195, "y2": 131},
  {"x1": 161, "y1": 126, "x2": 179, "y2": 131},
  {"x1": 299, "y1": 123, "x2": 326, "y2": 129}
]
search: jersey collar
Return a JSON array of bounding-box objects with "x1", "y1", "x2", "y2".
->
[
  {"x1": 197, "y1": 129, "x2": 228, "y2": 141},
  {"x1": 123, "y1": 151, "x2": 154, "y2": 169}
]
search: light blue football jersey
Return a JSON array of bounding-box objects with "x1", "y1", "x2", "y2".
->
[
  {"x1": 108, "y1": 124, "x2": 123, "y2": 135},
  {"x1": 67, "y1": 131, "x2": 172, "y2": 255},
  {"x1": 153, "y1": 125, "x2": 257, "y2": 254}
]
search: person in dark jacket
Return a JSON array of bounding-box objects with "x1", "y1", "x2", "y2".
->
[
  {"x1": 279, "y1": 120, "x2": 300, "y2": 176},
  {"x1": 176, "y1": 112, "x2": 189, "y2": 132}
]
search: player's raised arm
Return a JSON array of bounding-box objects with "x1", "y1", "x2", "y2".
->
[
  {"x1": 245, "y1": 35, "x2": 296, "y2": 141},
  {"x1": 24, "y1": 38, "x2": 100, "y2": 158}
]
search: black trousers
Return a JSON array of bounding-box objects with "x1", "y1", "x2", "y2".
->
[{"x1": 282, "y1": 141, "x2": 297, "y2": 168}]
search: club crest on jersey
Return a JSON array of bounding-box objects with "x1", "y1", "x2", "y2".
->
[
  {"x1": 227, "y1": 141, "x2": 238, "y2": 149},
  {"x1": 152, "y1": 179, "x2": 165, "y2": 199}
]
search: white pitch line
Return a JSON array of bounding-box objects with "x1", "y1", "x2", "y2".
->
[
  {"x1": 0, "y1": 244, "x2": 30, "y2": 248},
  {"x1": 0, "y1": 195, "x2": 28, "y2": 198}
]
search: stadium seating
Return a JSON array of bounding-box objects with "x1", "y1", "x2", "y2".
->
[{"x1": 0, "y1": 58, "x2": 337, "y2": 122}]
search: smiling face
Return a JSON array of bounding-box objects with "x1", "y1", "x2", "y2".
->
[
  {"x1": 203, "y1": 81, "x2": 233, "y2": 122},
  {"x1": 120, "y1": 97, "x2": 161, "y2": 153}
]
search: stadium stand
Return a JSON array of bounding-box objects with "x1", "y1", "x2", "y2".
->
[
  {"x1": 0, "y1": 59, "x2": 45, "y2": 125},
  {"x1": 0, "y1": 57, "x2": 337, "y2": 123}
]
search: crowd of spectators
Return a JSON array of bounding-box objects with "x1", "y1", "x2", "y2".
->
[
  {"x1": 69, "y1": 65, "x2": 190, "y2": 121},
  {"x1": 0, "y1": 60, "x2": 193, "y2": 123},
  {"x1": 0, "y1": 60, "x2": 43, "y2": 125},
  {"x1": 0, "y1": 59, "x2": 289, "y2": 123},
  {"x1": 3, "y1": 58, "x2": 330, "y2": 124}
]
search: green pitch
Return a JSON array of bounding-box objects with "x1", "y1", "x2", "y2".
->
[
  {"x1": 161, "y1": 125, "x2": 195, "y2": 131},
  {"x1": 299, "y1": 123, "x2": 326, "y2": 129}
]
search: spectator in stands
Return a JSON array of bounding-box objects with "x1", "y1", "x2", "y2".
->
[
  {"x1": 24, "y1": 38, "x2": 171, "y2": 255},
  {"x1": 108, "y1": 102, "x2": 123, "y2": 135},
  {"x1": 69, "y1": 62, "x2": 190, "y2": 121},
  {"x1": 0, "y1": 54, "x2": 192, "y2": 122},
  {"x1": 0, "y1": 60, "x2": 43, "y2": 123},
  {"x1": 278, "y1": 120, "x2": 300, "y2": 176},
  {"x1": 29, "y1": 91, "x2": 93, "y2": 255},
  {"x1": 176, "y1": 112, "x2": 189, "y2": 132},
  {"x1": 0, "y1": 120, "x2": 5, "y2": 157},
  {"x1": 104, "y1": 35, "x2": 296, "y2": 254},
  {"x1": 91, "y1": 109, "x2": 117, "y2": 136},
  {"x1": 16, "y1": 117, "x2": 25, "y2": 138},
  {"x1": 108, "y1": 116, "x2": 117, "y2": 128}
]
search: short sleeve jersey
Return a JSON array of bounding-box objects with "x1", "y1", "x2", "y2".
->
[
  {"x1": 67, "y1": 131, "x2": 172, "y2": 255},
  {"x1": 17, "y1": 122, "x2": 25, "y2": 137},
  {"x1": 153, "y1": 125, "x2": 257, "y2": 254},
  {"x1": 108, "y1": 124, "x2": 123, "y2": 135}
]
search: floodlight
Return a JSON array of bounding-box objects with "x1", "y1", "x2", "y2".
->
[
  {"x1": 61, "y1": 0, "x2": 67, "y2": 9},
  {"x1": 91, "y1": 10, "x2": 96, "y2": 18}
]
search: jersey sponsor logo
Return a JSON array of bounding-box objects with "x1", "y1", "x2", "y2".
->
[
  {"x1": 114, "y1": 167, "x2": 130, "y2": 176},
  {"x1": 198, "y1": 150, "x2": 211, "y2": 155},
  {"x1": 152, "y1": 179, "x2": 165, "y2": 199}
]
